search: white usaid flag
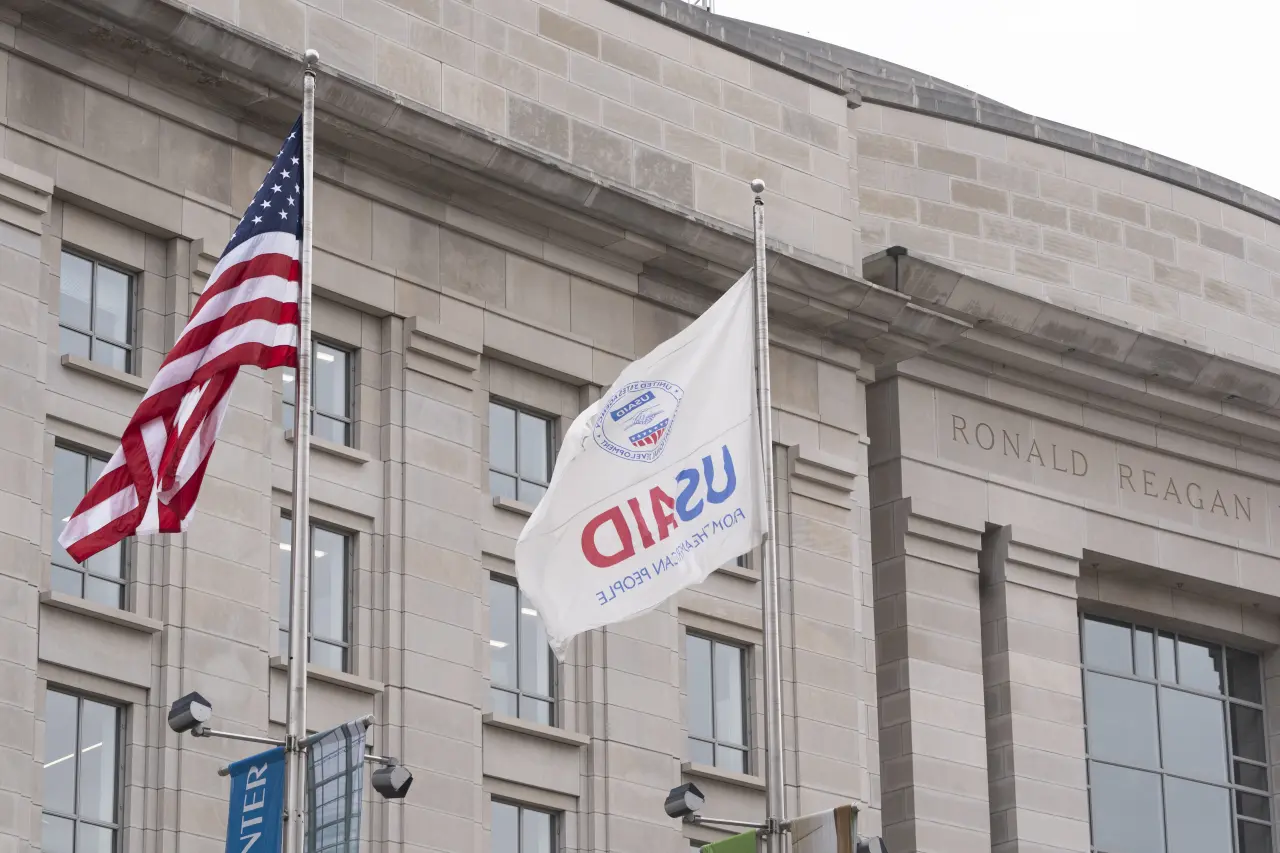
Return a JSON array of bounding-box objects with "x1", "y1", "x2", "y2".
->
[{"x1": 516, "y1": 271, "x2": 766, "y2": 657}]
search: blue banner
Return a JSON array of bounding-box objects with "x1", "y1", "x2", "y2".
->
[{"x1": 225, "y1": 746, "x2": 285, "y2": 853}]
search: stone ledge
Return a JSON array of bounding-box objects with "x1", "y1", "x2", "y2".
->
[
  {"x1": 268, "y1": 657, "x2": 384, "y2": 694},
  {"x1": 61, "y1": 353, "x2": 149, "y2": 393},
  {"x1": 283, "y1": 430, "x2": 372, "y2": 465},
  {"x1": 680, "y1": 761, "x2": 766, "y2": 792},
  {"x1": 40, "y1": 590, "x2": 162, "y2": 634},
  {"x1": 493, "y1": 496, "x2": 535, "y2": 517},
  {"x1": 7, "y1": 0, "x2": 969, "y2": 365},
  {"x1": 866, "y1": 250, "x2": 1280, "y2": 438},
  {"x1": 481, "y1": 712, "x2": 590, "y2": 747},
  {"x1": 405, "y1": 315, "x2": 482, "y2": 373}
]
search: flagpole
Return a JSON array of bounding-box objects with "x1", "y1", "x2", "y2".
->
[
  {"x1": 284, "y1": 47, "x2": 319, "y2": 853},
  {"x1": 751, "y1": 178, "x2": 787, "y2": 853}
]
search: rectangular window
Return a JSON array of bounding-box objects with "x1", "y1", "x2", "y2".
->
[
  {"x1": 488, "y1": 402, "x2": 552, "y2": 505},
  {"x1": 277, "y1": 516, "x2": 351, "y2": 672},
  {"x1": 491, "y1": 801, "x2": 556, "y2": 853},
  {"x1": 283, "y1": 341, "x2": 353, "y2": 446},
  {"x1": 1081, "y1": 614, "x2": 1272, "y2": 853},
  {"x1": 686, "y1": 633, "x2": 748, "y2": 772},
  {"x1": 42, "y1": 689, "x2": 122, "y2": 853},
  {"x1": 52, "y1": 446, "x2": 126, "y2": 609},
  {"x1": 489, "y1": 578, "x2": 555, "y2": 725},
  {"x1": 59, "y1": 251, "x2": 133, "y2": 373}
]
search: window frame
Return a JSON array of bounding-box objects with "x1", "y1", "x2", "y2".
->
[
  {"x1": 685, "y1": 631, "x2": 750, "y2": 773},
  {"x1": 1080, "y1": 613, "x2": 1273, "y2": 853},
  {"x1": 278, "y1": 514, "x2": 353, "y2": 673},
  {"x1": 283, "y1": 339, "x2": 355, "y2": 447},
  {"x1": 58, "y1": 250, "x2": 135, "y2": 374},
  {"x1": 491, "y1": 799, "x2": 559, "y2": 853},
  {"x1": 41, "y1": 688, "x2": 125, "y2": 853},
  {"x1": 487, "y1": 400, "x2": 555, "y2": 505},
  {"x1": 52, "y1": 443, "x2": 128, "y2": 609},
  {"x1": 488, "y1": 575, "x2": 558, "y2": 726}
]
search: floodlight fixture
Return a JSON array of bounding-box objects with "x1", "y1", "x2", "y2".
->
[
  {"x1": 664, "y1": 783, "x2": 706, "y2": 820},
  {"x1": 168, "y1": 692, "x2": 213, "y2": 734}
]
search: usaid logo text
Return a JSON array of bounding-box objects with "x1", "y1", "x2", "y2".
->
[
  {"x1": 581, "y1": 445, "x2": 749, "y2": 605},
  {"x1": 593, "y1": 380, "x2": 684, "y2": 463}
]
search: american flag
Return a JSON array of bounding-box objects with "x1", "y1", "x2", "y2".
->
[{"x1": 58, "y1": 117, "x2": 305, "y2": 562}]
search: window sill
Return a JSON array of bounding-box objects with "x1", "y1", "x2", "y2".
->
[
  {"x1": 283, "y1": 430, "x2": 371, "y2": 465},
  {"x1": 716, "y1": 562, "x2": 759, "y2": 582},
  {"x1": 40, "y1": 590, "x2": 162, "y2": 634},
  {"x1": 492, "y1": 497, "x2": 535, "y2": 517},
  {"x1": 681, "y1": 762, "x2": 766, "y2": 791},
  {"x1": 482, "y1": 712, "x2": 589, "y2": 747},
  {"x1": 60, "y1": 354, "x2": 148, "y2": 393},
  {"x1": 268, "y1": 657, "x2": 384, "y2": 694}
]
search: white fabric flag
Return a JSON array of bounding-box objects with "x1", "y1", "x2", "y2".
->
[{"x1": 516, "y1": 271, "x2": 766, "y2": 657}]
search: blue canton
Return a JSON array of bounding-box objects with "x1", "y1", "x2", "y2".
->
[{"x1": 224, "y1": 115, "x2": 305, "y2": 256}]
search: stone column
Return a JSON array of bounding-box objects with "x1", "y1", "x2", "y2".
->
[
  {"x1": 980, "y1": 526, "x2": 1090, "y2": 853},
  {"x1": 872, "y1": 497, "x2": 989, "y2": 853},
  {"x1": 0, "y1": 158, "x2": 51, "y2": 853}
]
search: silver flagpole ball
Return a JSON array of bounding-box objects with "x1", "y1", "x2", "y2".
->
[
  {"x1": 304, "y1": 48, "x2": 320, "y2": 65},
  {"x1": 750, "y1": 178, "x2": 766, "y2": 195}
]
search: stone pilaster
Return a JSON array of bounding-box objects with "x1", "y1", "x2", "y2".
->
[
  {"x1": 0, "y1": 158, "x2": 51, "y2": 851},
  {"x1": 397, "y1": 311, "x2": 486, "y2": 853},
  {"x1": 873, "y1": 497, "x2": 989, "y2": 853},
  {"x1": 981, "y1": 526, "x2": 1089, "y2": 853}
]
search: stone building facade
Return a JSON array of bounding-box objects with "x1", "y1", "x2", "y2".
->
[{"x1": 0, "y1": 1, "x2": 1277, "y2": 853}]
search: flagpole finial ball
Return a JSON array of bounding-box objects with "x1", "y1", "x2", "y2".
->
[
  {"x1": 304, "y1": 48, "x2": 320, "y2": 66},
  {"x1": 750, "y1": 179, "x2": 766, "y2": 195}
]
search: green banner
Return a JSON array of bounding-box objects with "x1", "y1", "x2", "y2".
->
[{"x1": 697, "y1": 830, "x2": 758, "y2": 853}]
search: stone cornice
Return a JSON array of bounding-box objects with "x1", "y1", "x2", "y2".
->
[
  {"x1": 2, "y1": 0, "x2": 973, "y2": 365},
  {"x1": 612, "y1": 0, "x2": 1280, "y2": 225},
  {"x1": 864, "y1": 249, "x2": 1280, "y2": 443}
]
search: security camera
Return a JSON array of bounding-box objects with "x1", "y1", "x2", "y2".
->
[
  {"x1": 168, "y1": 692, "x2": 213, "y2": 734},
  {"x1": 371, "y1": 763, "x2": 413, "y2": 799},
  {"x1": 664, "y1": 783, "x2": 705, "y2": 820},
  {"x1": 857, "y1": 836, "x2": 888, "y2": 853}
]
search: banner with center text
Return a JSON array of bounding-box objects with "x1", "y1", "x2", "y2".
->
[
  {"x1": 224, "y1": 746, "x2": 285, "y2": 853},
  {"x1": 516, "y1": 271, "x2": 766, "y2": 656}
]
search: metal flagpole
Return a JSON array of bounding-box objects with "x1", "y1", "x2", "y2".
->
[
  {"x1": 284, "y1": 47, "x2": 320, "y2": 853},
  {"x1": 750, "y1": 178, "x2": 787, "y2": 853}
]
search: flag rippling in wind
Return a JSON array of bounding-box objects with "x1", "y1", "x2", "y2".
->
[{"x1": 58, "y1": 117, "x2": 305, "y2": 562}]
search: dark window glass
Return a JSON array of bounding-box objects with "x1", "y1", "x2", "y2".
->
[
  {"x1": 489, "y1": 402, "x2": 552, "y2": 506},
  {"x1": 492, "y1": 802, "x2": 555, "y2": 853},
  {"x1": 42, "y1": 690, "x2": 120, "y2": 853},
  {"x1": 282, "y1": 342, "x2": 354, "y2": 447},
  {"x1": 1083, "y1": 617, "x2": 1133, "y2": 674},
  {"x1": 59, "y1": 252, "x2": 133, "y2": 373},
  {"x1": 1164, "y1": 777, "x2": 1231, "y2": 853},
  {"x1": 277, "y1": 516, "x2": 351, "y2": 672},
  {"x1": 1082, "y1": 615, "x2": 1270, "y2": 853},
  {"x1": 52, "y1": 447, "x2": 126, "y2": 609},
  {"x1": 1158, "y1": 688, "x2": 1227, "y2": 782},
  {"x1": 686, "y1": 633, "x2": 748, "y2": 771},
  {"x1": 489, "y1": 578, "x2": 555, "y2": 725},
  {"x1": 1227, "y1": 649, "x2": 1263, "y2": 704},
  {"x1": 1084, "y1": 672, "x2": 1159, "y2": 769},
  {"x1": 1089, "y1": 763, "x2": 1165, "y2": 853}
]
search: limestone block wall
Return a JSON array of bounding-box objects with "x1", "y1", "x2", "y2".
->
[
  {"x1": 164, "y1": 0, "x2": 857, "y2": 264},
  {"x1": 856, "y1": 104, "x2": 1280, "y2": 365}
]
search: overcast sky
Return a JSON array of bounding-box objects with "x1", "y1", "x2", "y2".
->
[{"x1": 714, "y1": 0, "x2": 1280, "y2": 200}]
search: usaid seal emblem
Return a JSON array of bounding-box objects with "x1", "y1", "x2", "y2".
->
[{"x1": 593, "y1": 380, "x2": 685, "y2": 463}]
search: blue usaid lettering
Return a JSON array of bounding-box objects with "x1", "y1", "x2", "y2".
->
[
  {"x1": 593, "y1": 380, "x2": 684, "y2": 463},
  {"x1": 580, "y1": 445, "x2": 747, "y2": 604}
]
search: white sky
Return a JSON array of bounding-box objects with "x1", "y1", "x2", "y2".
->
[{"x1": 714, "y1": 0, "x2": 1280, "y2": 200}]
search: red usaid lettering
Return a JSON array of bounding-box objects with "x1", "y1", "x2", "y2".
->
[{"x1": 579, "y1": 445, "x2": 736, "y2": 568}]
